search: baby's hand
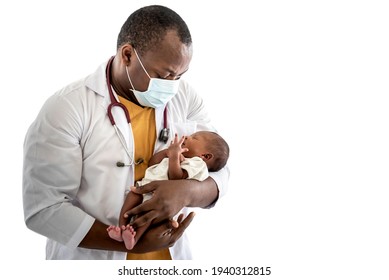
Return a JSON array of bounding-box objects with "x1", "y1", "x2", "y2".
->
[{"x1": 167, "y1": 134, "x2": 189, "y2": 158}]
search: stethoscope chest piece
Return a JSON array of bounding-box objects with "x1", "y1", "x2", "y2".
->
[{"x1": 159, "y1": 128, "x2": 170, "y2": 143}]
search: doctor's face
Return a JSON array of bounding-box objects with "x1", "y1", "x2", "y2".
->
[{"x1": 127, "y1": 30, "x2": 193, "y2": 92}]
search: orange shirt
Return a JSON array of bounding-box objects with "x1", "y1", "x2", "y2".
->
[{"x1": 118, "y1": 96, "x2": 171, "y2": 260}]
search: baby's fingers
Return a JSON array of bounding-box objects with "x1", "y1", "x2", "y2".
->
[
  {"x1": 171, "y1": 133, "x2": 179, "y2": 145},
  {"x1": 178, "y1": 135, "x2": 186, "y2": 146}
]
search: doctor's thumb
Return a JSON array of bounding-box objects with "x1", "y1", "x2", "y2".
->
[{"x1": 130, "y1": 184, "x2": 154, "y2": 194}]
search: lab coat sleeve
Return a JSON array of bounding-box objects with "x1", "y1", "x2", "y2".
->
[
  {"x1": 208, "y1": 165, "x2": 230, "y2": 201},
  {"x1": 23, "y1": 92, "x2": 95, "y2": 248}
]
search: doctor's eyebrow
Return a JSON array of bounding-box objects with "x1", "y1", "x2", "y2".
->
[
  {"x1": 162, "y1": 67, "x2": 189, "y2": 79},
  {"x1": 161, "y1": 67, "x2": 189, "y2": 76},
  {"x1": 150, "y1": 64, "x2": 189, "y2": 80}
]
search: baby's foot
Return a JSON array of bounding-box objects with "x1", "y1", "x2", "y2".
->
[
  {"x1": 107, "y1": 225, "x2": 123, "y2": 242},
  {"x1": 122, "y1": 225, "x2": 136, "y2": 250}
]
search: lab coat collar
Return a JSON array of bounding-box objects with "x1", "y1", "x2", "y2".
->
[
  {"x1": 84, "y1": 59, "x2": 113, "y2": 116},
  {"x1": 84, "y1": 59, "x2": 133, "y2": 157},
  {"x1": 85, "y1": 60, "x2": 108, "y2": 99},
  {"x1": 84, "y1": 59, "x2": 169, "y2": 154}
]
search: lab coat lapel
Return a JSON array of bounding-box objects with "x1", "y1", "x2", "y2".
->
[
  {"x1": 88, "y1": 60, "x2": 134, "y2": 157},
  {"x1": 154, "y1": 105, "x2": 169, "y2": 152},
  {"x1": 155, "y1": 106, "x2": 164, "y2": 133},
  {"x1": 111, "y1": 104, "x2": 132, "y2": 150}
]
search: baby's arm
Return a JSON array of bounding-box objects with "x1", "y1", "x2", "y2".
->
[
  {"x1": 167, "y1": 134, "x2": 189, "y2": 180},
  {"x1": 148, "y1": 149, "x2": 168, "y2": 167}
]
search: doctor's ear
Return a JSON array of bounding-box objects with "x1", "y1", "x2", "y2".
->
[{"x1": 121, "y1": 44, "x2": 135, "y2": 65}]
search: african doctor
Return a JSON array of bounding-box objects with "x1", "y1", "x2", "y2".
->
[{"x1": 23, "y1": 5, "x2": 229, "y2": 260}]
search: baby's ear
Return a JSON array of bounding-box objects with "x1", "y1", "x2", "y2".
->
[{"x1": 201, "y1": 153, "x2": 213, "y2": 161}]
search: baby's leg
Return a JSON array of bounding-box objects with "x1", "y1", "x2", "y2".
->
[
  {"x1": 122, "y1": 222, "x2": 150, "y2": 250},
  {"x1": 107, "y1": 191, "x2": 143, "y2": 243},
  {"x1": 107, "y1": 226, "x2": 123, "y2": 242},
  {"x1": 121, "y1": 225, "x2": 136, "y2": 250}
]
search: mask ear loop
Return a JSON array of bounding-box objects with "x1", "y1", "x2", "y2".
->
[
  {"x1": 133, "y1": 48, "x2": 151, "y2": 79},
  {"x1": 125, "y1": 66, "x2": 137, "y2": 92}
]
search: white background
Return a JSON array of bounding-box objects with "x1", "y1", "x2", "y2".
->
[{"x1": 1, "y1": 0, "x2": 389, "y2": 279}]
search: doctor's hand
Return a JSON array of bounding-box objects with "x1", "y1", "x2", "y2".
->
[
  {"x1": 130, "y1": 212, "x2": 195, "y2": 254},
  {"x1": 125, "y1": 179, "x2": 195, "y2": 228}
]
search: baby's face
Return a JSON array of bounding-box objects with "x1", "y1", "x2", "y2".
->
[{"x1": 181, "y1": 132, "x2": 208, "y2": 158}]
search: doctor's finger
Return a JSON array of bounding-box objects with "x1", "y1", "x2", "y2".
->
[
  {"x1": 169, "y1": 212, "x2": 195, "y2": 244},
  {"x1": 130, "y1": 183, "x2": 156, "y2": 195},
  {"x1": 129, "y1": 211, "x2": 159, "y2": 228},
  {"x1": 125, "y1": 196, "x2": 156, "y2": 217},
  {"x1": 176, "y1": 213, "x2": 184, "y2": 224}
]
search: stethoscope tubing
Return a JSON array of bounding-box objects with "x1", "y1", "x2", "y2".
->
[
  {"x1": 105, "y1": 56, "x2": 169, "y2": 166},
  {"x1": 106, "y1": 56, "x2": 131, "y2": 125}
]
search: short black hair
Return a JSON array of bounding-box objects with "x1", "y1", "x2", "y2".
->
[
  {"x1": 117, "y1": 5, "x2": 192, "y2": 54},
  {"x1": 204, "y1": 132, "x2": 230, "y2": 172}
]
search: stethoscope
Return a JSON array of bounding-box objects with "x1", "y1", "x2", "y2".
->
[{"x1": 105, "y1": 56, "x2": 170, "y2": 167}]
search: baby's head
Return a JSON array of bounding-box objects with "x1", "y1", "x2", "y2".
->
[{"x1": 182, "y1": 131, "x2": 229, "y2": 172}]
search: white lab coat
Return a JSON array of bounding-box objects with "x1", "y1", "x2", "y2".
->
[{"x1": 22, "y1": 60, "x2": 229, "y2": 260}]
